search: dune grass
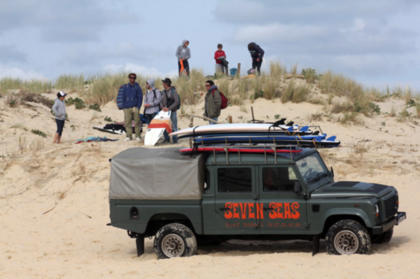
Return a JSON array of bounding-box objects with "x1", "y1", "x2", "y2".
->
[
  {"x1": 0, "y1": 78, "x2": 52, "y2": 94},
  {"x1": 55, "y1": 74, "x2": 85, "y2": 91}
]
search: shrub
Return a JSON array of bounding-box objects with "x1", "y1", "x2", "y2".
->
[
  {"x1": 31, "y1": 129, "x2": 47, "y2": 138},
  {"x1": 66, "y1": 97, "x2": 86, "y2": 109},
  {"x1": 104, "y1": 116, "x2": 112, "y2": 122},
  {"x1": 6, "y1": 95, "x2": 19, "y2": 107},
  {"x1": 20, "y1": 91, "x2": 54, "y2": 107},
  {"x1": 281, "y1": 82, "x2": 309, "y2": 103},
  {"x1": 88, "y1": 104, "x2": 101, "y2": 112},
  {"x1": 301, "y1": 68, "x2": 319, "y2": 83},
  {"x1": 269, "y1": 62, "x2": 287, "y2": 79}
]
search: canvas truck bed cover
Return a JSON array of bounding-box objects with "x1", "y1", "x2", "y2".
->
[{"x1": 110, "y1": 147, "x2": 204, "y2": 200}]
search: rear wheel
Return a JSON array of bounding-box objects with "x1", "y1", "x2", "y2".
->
[
  {"x1": 326, "y1": 219, "x2": 371, "y2": 255},
  {"x1": 154, "y1": 223, "x2": 197, "y2": 259},
  {"x1": 372, "y1": 228, "x2": 393, "y2": 244}
]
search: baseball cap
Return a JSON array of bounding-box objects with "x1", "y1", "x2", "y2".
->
[
  {"x1": 162, "y1": 78, "x2": 172, "y2": 86},
  {"x1": 57, "y1": 91, "x2": 67, "y2": 97}
]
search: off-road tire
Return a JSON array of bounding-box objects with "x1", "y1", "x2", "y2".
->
[
  {"x1": 326, "y1": 219, "x2": 371, "y2": 255},
  {"x1": 372, "y1": 228, "x2": 393, "y2": 244},
  {"x1": 154, "y1": 223, "x2": 197, "y2": 259}
]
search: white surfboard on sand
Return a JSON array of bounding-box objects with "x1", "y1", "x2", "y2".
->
[
  {"x1": 144, "y1": 111, "x2": 172, "y2": 146},
  {"x1": 170, "y1": 123, "x2": 300, "y2": 138}
]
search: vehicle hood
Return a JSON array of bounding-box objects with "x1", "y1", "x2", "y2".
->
[{"x1": 311, "y1": 181, "x2": 395, "y2": 198}]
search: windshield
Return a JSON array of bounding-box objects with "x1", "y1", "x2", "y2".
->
[{"x1": 296, "y1": 152, "x2": 329, "y2": 191}]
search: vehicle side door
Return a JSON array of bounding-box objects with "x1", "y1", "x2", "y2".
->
[
  {"x1": 258, "y1": 165, "x2": 308, "y2": 233},
  {"x1": 206, "y1": 165, "x2": 259, "y2": 234}
]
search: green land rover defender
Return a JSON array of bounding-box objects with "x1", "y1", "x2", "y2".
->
[{"x1": 108, "y1": 146, "x2": 406, "y2": 258}]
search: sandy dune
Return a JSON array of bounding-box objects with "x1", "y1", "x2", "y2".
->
[{"x1": 0, "y1": 93, "x2": 419, "y2": 278}]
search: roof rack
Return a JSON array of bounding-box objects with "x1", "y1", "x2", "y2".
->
[{"x1": 180, "y1": 143, "x2": 303, "y2": 164}]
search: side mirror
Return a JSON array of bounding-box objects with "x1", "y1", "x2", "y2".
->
[
  {"x1": 330, "y1": 167, "x2": 334, "y2": 177},
  {"x1": 294, "y1": 181, "x2": 302, "y2": 193}
]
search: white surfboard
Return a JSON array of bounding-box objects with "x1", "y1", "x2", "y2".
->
[
  {"x1": 144, "y1": 111, "x2": 172, "y2": 146},
  {"x1": 170, "y1": 123, "x2": 301, "y2": 138}
]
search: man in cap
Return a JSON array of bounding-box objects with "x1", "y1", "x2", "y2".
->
[
  {"x1": 52, "y1": 91, "x2": 67, "y2": 143},
  {"x1": 117, "y1": 73, "x2": 143, "y2": 141},
  {"x1": 160, "y1": 78, "x2": 180, "y2": 143}
]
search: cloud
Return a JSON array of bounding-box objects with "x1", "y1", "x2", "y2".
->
[
  {"x1": 0, "y1": 45, "x2": 27, "y2": 63},
  {"x1": 234, "y1": 24, "x2": 328, "y2": 43},
  {"x1": 0, "y1": 0, "x2": 138, "y2": 42},
  {"x1": 0, "y1": 65, "x2": 47, "y2": 80}
]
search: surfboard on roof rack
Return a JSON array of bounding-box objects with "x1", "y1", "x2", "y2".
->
[{"x1": 170, "y1": 123, "x2": 320, "y2": 139}]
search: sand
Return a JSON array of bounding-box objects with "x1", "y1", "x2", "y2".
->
[{"x1": 0, "y1": 93, "x2": 419, "y2": 279}]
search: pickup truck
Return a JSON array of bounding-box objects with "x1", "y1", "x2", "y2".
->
[{"x1": 108, "y1": 146, "x2": 406, "y2": 258}]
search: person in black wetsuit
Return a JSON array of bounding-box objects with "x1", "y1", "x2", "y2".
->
[{"x1": 248, "y1": 42, "x2": 264, "y2": 75}]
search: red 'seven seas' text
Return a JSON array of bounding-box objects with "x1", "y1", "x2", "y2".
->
[{"x1": 224, "y1": 202, "x2": 300, "y2": 220}]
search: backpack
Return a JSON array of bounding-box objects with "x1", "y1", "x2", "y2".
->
[{"x1": 219, "y1": 91, "x2": 228, "y2": 109}]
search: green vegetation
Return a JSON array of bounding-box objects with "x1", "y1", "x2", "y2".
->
[
  {"x1": 88, "y1": 104, "x2": 101, "y2": 112},
  {"x1": 0, "y1": 78, "x2": 52, "y2": 94},
  {"x1": 55, "y1": 74, "x2": 85, "y2": 91},
  {"x1": 1, "y1": 63, "x2": 418, "y2": 125},
  {"x1": 66, "y1": 97, "x2": 86, "y2": 109},
  {"x1": 104, "y1": 116, "x2": 113, "y2": 122},
  {"x1": 31, "y1": 129, "x2": 47, "y2": 138}
]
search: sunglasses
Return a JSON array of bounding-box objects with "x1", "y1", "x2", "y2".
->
[
  {"x1": 129, "y1": 76, "x2": 136, "y2": 79},
  {"x1": 205, "y1": 84, "x2": 211, "y2": 87}
]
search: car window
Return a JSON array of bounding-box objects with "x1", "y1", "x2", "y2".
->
[
  {"x1": 218, "y1": 167, "x2": 252, "y2": 192},
  {"x1": 262, "y1": 167, "x2": 297, "y2": 192}
]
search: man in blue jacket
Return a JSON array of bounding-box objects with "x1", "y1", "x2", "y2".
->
[{"x1": 117, "y1": 73, "x2": 143, "y2": 141}]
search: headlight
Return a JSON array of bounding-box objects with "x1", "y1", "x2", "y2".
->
[{"x1": 375, "y1": 203, "x2": 380, "y2": 218}]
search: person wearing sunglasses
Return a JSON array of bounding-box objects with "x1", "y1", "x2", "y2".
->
[
  {"x1": 116, "y1": 73, "x2": 143, "y2": 141},
  {"x1": 204, "y1": 80, "x2": 221, "y2": 124}
]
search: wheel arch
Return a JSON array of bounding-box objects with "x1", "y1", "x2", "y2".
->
[
  {"x1": 321, "y1": 210, "x2": 372, "y2": 236},
  {"x1": 144, "y1": 213, "x2": 197, "y2": 237}
]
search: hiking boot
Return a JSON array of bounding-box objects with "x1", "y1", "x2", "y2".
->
[
  {"x1": 124, "y1": 137, "x2": 132, "y2": 142},
  {"x1": 135, "y1": 137, "x2": 141, "y2": 142}
]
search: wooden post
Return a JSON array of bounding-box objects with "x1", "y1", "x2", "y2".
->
[{"x1": 236, "y1": 63, "x2": 241, "y2": 78}]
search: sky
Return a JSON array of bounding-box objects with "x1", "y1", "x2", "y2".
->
[{"x1": 0, "y1": 0, "x2": 419, "y2": 90}]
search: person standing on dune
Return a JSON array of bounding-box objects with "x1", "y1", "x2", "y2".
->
[
  {"x1": 248, "y1": 42, "x2": 264, "y2": 75},
  {"x1": 52, "y1": 91, "x2": 67, "y2": 144},
  {"x1": 116, "y1": 73, "x2": 143, "y2": 142},
  {"x1": 176, "y1": 40, "x2": 191, "y2": 77}
]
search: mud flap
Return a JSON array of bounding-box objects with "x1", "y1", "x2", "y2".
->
[
  {"x1": 136, "y1": 236, "x2": 144, "y2": 256},
  {"x1": 312, "y1": 236, "x2": 320, "y2": 256}
]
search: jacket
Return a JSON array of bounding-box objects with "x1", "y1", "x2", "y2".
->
[
  {"x1": 161, "y1": 87, "x2": 180, "y2": 112},
  {"x1": 117, "y1": 82, "x2": 143, "y2": 109},
  {"x1": 248, "y1": 42, "x2": 264, "y2": 59},
  {"x1": 52, "y1": 98, "x2": 66, "y2": 120},
  {"x1": 214, "y1": 50, "x2": 227, "y2": 64},
  {"x1": 204, "y1": 85, "x2": 222, "y2": 118},
  {"x1": 176, "y1": 40, "x2": 191, "y2": 60},
  {"x1": 144, "y1": 88, "x2": 162, "y2": 114}
]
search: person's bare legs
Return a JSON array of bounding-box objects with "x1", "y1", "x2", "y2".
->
[
  {"x1": 53, "y1": 133, "x2": 59, "y2": 143},
  {"x1": 57, "y1": 135, "x2": 61, "y2": 144}
]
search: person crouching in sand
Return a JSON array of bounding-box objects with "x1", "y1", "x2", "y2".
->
[{"x1": 52, "y1": 91, "x2": 67, "y2": 143}]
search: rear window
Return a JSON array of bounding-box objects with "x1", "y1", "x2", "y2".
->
[{"x1": 218, "y1": 167, "x2": 252, "y2": 192}]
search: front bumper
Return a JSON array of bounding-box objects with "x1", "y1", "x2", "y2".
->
[{"x1": 372, "y1": 211, "x2": 406, "y2": 235}]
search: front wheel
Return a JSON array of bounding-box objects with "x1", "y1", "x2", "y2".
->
[
  {"x1": 326, "y1": 219, "x2": 371, "y2": 255},
  {"x1": 154, "y1": 223, "x2": 197, "y2": 259}
]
